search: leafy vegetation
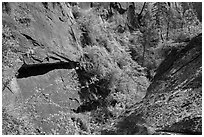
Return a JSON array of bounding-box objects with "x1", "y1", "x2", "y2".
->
[
  {"x1": 2, "y1": 2, "x2": 201, "y2": 135},
  {"x1": 73, "y1": 2, "x2": 201, "y2": 134}
]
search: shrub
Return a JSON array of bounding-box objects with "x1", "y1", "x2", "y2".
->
[
  {"x1": 173, "y1": 31, "x2": 190, "y2": 43},
  {"x1": 75, "y1": 8, "x2": 109, "y2": 47},
  {"x1": 80, "y1": 46, "x2": 115, "y2": 79}
]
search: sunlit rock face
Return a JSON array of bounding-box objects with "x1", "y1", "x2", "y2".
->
[
  {"x1": 17, "y1": 68, "x2": 81, "y2": 134},
  {"x1": 2, "y1": 2, "x2": 83, "y2": 134},
  {"x1": 2, "y1": 2, "x2": 201, "y2": 135},
  {"x1": 2, "y1": 2, "x2": 82, "y2": 65}
]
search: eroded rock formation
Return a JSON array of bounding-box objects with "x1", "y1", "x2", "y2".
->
[{"x1": 2, "y1": 2, "x2": 202, "y2": 135}]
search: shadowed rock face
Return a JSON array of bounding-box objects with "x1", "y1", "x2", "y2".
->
[
  {"x1": 2, "y1": 2, "x2": 201, "y2": 135},
  {"x1": 144, "y1": 34, "x2": 202, "y2": 134},
  {"x1": 114, "y1": 34, "x2": 202, "y2": 135}
]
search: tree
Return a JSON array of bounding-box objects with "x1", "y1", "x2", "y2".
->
[
  {"x1": 192, "y1": 2, "x2": 202, "y2": 22},
  {"x1": 152, "y1": 2, "x2": 173, "y2": 41}
]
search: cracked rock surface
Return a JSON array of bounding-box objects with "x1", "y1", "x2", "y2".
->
[
  {"x1": 2, "y1": 2, "x2": 84, "y2": 134},
  {"x1": 112, "y1": 34, "x2": 202, "y2": 135},
  {"x1": 2, "y1": 2, "x2": 202, "y2": 135}
]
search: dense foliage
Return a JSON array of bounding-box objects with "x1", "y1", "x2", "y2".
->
[
  {"x1": 2, "y1": 2, "x2": 201, "y2": 135},
  {"x1": 69, "y1": 2, "x2": 201, "y2": 134}
]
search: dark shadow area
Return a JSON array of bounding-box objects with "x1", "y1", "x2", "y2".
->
[
  {"x1": 153, "y1": 33, "x2": 202, "y2": 82},
  {"x1": 17, "y1": 59, "x2": 111, "y2": 113},
  {"x1": 17, "y1": 61, "x2": 77, "y2": 78},
  {"x1": 74, "y1": 68, "x2": 112, "y2": 113},
  {"x1": 100, "y1": 112, "x2": 149, "y2": 135}
]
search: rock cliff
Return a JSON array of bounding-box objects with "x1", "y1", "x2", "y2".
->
[
  {"x1": 112, "y1": 34, "x2": 202, "y2": 135},
  {"x1": 2, "y1": 2, "x2": 149, "y2": 134},
  {"x1": 2, "y1": 2, "x2": 202, "y2": 135}
]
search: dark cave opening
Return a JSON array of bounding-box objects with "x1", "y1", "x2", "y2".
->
[{"x1": 17, "y1": 61, "x2": 77, "y2": 78}]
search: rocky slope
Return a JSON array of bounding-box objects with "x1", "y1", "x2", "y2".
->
[
  {"x1": 2, "y1": 2, "x2": 84, "y2": 134},
  {"x1": 2, "y1": 2, "x2": 202, "y2": 135},
  {"x1": 111, "y1": 34, "x2": 202, "y2": 135},
  {"x1": 2, "y1": 2, "x2": 148, "y2": 134}
]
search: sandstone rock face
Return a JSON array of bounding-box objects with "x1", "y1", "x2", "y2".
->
[{"x1": 115, "y1": 34, "x2": 202, "y2": 135}]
